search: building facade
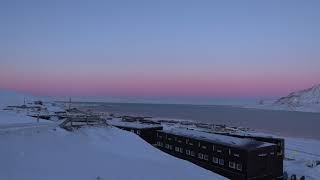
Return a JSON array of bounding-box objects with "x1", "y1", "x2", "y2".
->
[{"x1": 155, "y1": 129, "x2": 282, "y2": 180}]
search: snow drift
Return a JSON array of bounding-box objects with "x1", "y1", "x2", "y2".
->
[{"x1": 0, "y1": 126, "x2": 226, "y2": 180}]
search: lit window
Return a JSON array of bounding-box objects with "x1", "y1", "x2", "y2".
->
[
  {"x1": 213, "y1": 157, "x2": 219, "y2": 164},
  {"x1": 198, "y1": 153, "x2": 203, "y2": 159},
  {"x1": 236, "y1": 163, "x2": 242, "y2": 171},
  {"x1": 229, "y1": 161, "x2": 235, "y2": 169},
  {"x1": 217, "y1": 149, "x2": 222, "y2": 153},
  {"x1": 198, "y1": 142, "x2": 201, "y2": 147},
  {"x1": 168, "y1": 137, "x2": 172, "y2": 141},
  {"x1": 219, "y1": 159, "x2": 224, "y2": 165},
  {"x1": 202, "y1": 145, "x2": 207, "y2": 150},
  {"x1": 212, "y1": 145, "x2": 215, "y2": 151},
  {"x1": 204, "y1": 154, "x2": 208, "y2": 161},
  {"x1": 189, "y1": 142, "x2": 194, "y2": 146},
  {"x1": 228, "y1": 149, "x2": 231, "y2": 155}
]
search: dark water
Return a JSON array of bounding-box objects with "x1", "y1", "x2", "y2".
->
[{"x1": 76, "y1": 102, "x2": 320, "y2": 139}]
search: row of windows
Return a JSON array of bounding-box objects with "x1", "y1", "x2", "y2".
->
[
  {"x1": 130, "y1": 129, "x2": 141, "y2": 135},
  {"x1": 156, "y1": 141, "x2": 243, "y2": 171},
  {"x1": 229, "y1": 161, "x2": 243, "y2": 171},
  {"x1": 157, "y1": 134, "x2": 241, "y2": 158}
]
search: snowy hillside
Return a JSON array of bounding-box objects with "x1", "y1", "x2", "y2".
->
[
  {"x1": 0, "y1": 90, "x2": 226, "y2": 180},
  {"x1": 275, "y1": 84, "x2": 320, "y2": 106},
  {"x1": 0, "y1": 126, "x2": 226, "y2": 180},
  {"x1": 249, "y1": 84, "x2": 320, "y2": 113}
]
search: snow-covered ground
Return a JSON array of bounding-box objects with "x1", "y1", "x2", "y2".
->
[
  {"x1": 1, "y1": 89, "x2": 320, "y2": 179},
  {"x1": 0, "y1": 126, "x2": 227, "y2": 180},
  {"x1": 284, "y1": 138, "x2": 320, "y2": 179},
  {"x1": 0, "y1": 90, "x2": 226, "y2": 180}
]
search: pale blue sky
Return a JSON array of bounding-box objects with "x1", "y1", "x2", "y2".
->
[{"x1": 1, "y1": 0, "x2": 319, "y2": 97}]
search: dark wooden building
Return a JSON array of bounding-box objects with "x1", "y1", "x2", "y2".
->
[
  {"x1": 217, "y1": 133, "x2": 284, "y2": 179},
  {"x1": 109, "y1": 120, "x2": 163, "y2": 144},
  {"x1": 155, "y1": 128, "x2": 281, "y2": 180}
]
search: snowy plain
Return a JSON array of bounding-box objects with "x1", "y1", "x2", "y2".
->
[
  {"x1": 0, "y1": 89, "x2": 226, "y2": 180},
  {"x1": 1, "y1": 89, "x2": 320, "y2": 179}
]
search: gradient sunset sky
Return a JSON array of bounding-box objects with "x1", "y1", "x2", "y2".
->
[{"x1": 1, "y1": 0, "x2": 319, "y2": 98}]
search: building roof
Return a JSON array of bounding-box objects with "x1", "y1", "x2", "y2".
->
[
  {"x1": 161, "y1": 128, "x2": 275, "y2": 150},
  {"x1": 109, "y1": 119, "x2": 163, "y2": 130}
]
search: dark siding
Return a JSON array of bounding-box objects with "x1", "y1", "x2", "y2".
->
[{"x1": 155, "y1": 131, "x2": 281, "y2": 180}]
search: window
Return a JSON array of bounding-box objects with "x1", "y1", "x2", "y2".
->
[
  {"x1": 179, "y1": 147, "x2": 183, "y2": 153},
  {"x1": 175, "y1": 147, "x2": 180, "y2": 152},
  {"x1": 189, "y1": 142, "x2": 194, "y2": 146},
  {"x1": 228, "y1": 149, "x2": 231, "y2": 155},
  {"x1": 198, "y1": 142, "x2": 201, "y2": 147},
  {"x1": 213, "y1": 157, "x2": 219, "y2": 164},
  {"x1": 186, "y1": 139, "x2": 189, "y2": 144},
  {"x1": 201, "y1": 145, "x2": 207, "y2": 150},
  {"x1": 217, "y1": 149, "x2": 222, "y2": 153},
  {"x1": 169, "y1": 145, "x2": 173, "y2": 150},
  {"x1": 212, "y1": 145, "x2": 215, "y2": 151},
  {"x1": 198, "y1": 153, "x2": 204, "y2": 159},
  {"x1": 190, "y1": 151, "x2": 195, "y2": 157},
  {"x1": 236, "y1": 163, "x2": 242, "y2": 171},
  {"x1": 229, "y1": 161, "x2": 236, "y2": 169},
  {"x1": 136, "y1": 130, "x2": 141, "y2": 135},
  {"x1": 258, "y1": 153, "x2": 267, "y2": 157},
  {"x1": 178, "y1": 140, "x2": 182, "y2": 143},
  {"x1": 234, "y1": 153, "x2": 240, "y2": 157},
  {"x1": 186, "y1": 149, "x2": 191, "y2": 155},
  {"x1": 204, "y1": 154, "x2": 208, "y2": 161},
  {"x1": 168, "y1": 137, "x2": 172, "y2": 141},
  {"x1": 157, "y1": 141, "x2": 163, "y2": 147},
  {"x1": 165, "y1": 144, "x2": 170, "y2": 149},
  {"x1": 219, "y1": 159, "x2": 224, "y2": 165}
]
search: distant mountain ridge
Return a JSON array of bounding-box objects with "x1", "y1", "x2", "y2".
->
[{"x1": 275, "y1": 84, "x2": 320, "y2": 107}]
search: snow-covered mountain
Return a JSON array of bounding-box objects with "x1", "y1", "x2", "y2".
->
[
  {"x1": 247, "y1": 84, "x2": 320, "y2": 113},
  {"x1": 274, "y1": 84, "x2": 320, "y2": 107}
]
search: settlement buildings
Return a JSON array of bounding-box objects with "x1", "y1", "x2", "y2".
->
[{"x1": 108, "y1": 118, "x2": 284, "y2": 180}]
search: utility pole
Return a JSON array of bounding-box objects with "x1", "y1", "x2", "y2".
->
[{"x1": 68, "y1": 97, "x2": 71, "y2": 111}]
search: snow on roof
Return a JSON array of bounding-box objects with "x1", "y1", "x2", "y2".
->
[
  {"x1": 162, "y1": 128, "x2": 274, "y2": 150},
  {"x1": 108, "y1": 119, "x2": 163, "y2": 129}
]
